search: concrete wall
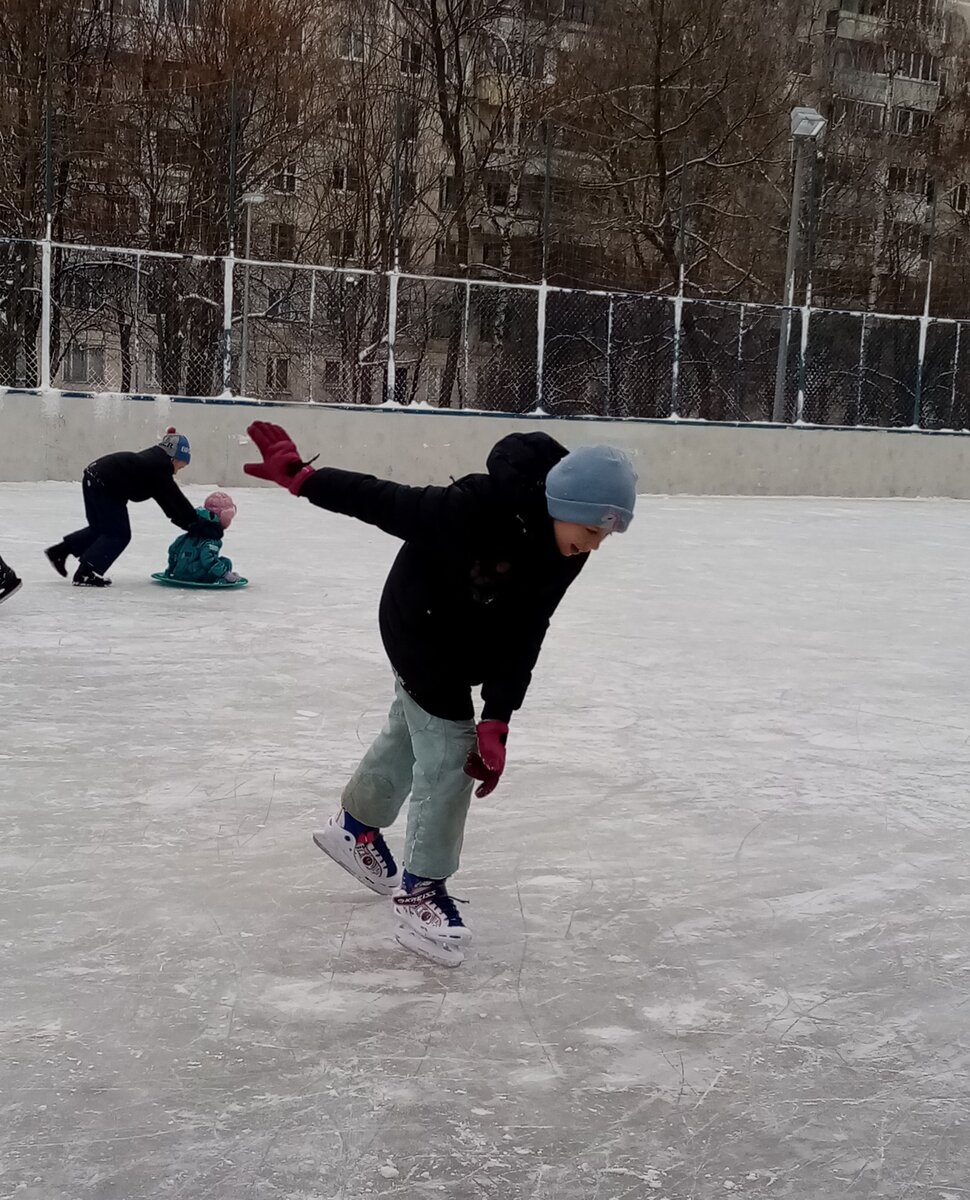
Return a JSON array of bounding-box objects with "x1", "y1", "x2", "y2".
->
[{"x1": 1, "y1": 388, "x2": 969, "y2": 497}]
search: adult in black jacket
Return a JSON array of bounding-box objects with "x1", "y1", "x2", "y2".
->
[
  {"x1": 244, "y1": 419, "x2": 637, "y2": 964},
  {"x1": 46, "y1": 429, "x2": 197, "y2": 587}
]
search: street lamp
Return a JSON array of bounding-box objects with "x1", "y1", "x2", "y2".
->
[
  {"x1": 239, "y1": 190, "x2": 265, "y2": 396},
  {"x1": 772, "y1": 106, "x2": 826, "y2": 423}
]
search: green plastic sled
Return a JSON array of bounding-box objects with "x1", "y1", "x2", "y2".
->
[{"x1": 151, "y1": 572, "x2": 249, "y2": 589}]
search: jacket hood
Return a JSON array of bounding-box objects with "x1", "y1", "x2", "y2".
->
[
  {"x1": 486, "y1": 432, "x2": 569, "y2": 519},
  {"x1": 191, "y1": 507, "x2": 223, "y2": 536}
]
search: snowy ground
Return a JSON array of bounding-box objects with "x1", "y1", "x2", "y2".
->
[{"x1": 4, "y1": 482, "x2": 970, "y2": 1200}]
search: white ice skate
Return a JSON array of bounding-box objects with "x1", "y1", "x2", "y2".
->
[
  {"x1": 393, "y1": 879, "x2": 471, "y2": 968},
  {"x1": 312, "y1": 811, "x2": 400, "y2": 897}
]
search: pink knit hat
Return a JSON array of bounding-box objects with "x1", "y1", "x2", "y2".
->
[{"x1": 204, "y1": 491, "x2": 237, "y2": 529}]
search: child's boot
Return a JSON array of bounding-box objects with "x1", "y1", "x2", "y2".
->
[
  {"x1": 45, "y1": 543, "x2": 69, "y2": 578},
  {"x1": 73, "y1": 563, "x2": 111, "y2": 588},
  {"x1": 0, "y1": 559, "x2": 22, "y2": 605},
  {"x1": 313, "y1": 809, "x2": 400, "y2": 896}
]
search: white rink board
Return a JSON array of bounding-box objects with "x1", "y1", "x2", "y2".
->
[
  {"x1": 4, "y1": 482, "x2": 970, "y2": 1198},
  {"x1": 4, "y1": 387, "x2": 970, "y2": 496}
]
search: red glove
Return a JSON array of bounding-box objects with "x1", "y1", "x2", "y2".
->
[
  {"x1": 243, "y1": 421, "x2": 318, "y2": 495},
  {"x1": 464, "y1": 721, "x2": 509, "y2": 798}
]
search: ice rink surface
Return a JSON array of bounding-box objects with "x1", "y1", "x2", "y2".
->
[{"x1": 4, "y1": 481, "x2": 970, "y2": 1199}]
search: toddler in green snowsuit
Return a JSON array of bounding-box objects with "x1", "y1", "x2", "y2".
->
[{"x1": 165, "y1": 491, "x2": 240, "y2": 585}]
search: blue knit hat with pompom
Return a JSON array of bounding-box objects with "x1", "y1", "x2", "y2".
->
[{"x1": 158, "y1": 427, "x2": 191, "y2": 464}]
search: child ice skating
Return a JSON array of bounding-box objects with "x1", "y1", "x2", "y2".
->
[
  {"x1": 0, "y1": 555, "x2": 22, "y2": 605},
  {"x1": 164, "y1": 491, "x2": 242, "y2": 586},
  {"x1": 46, "y1": 428, "x2": 198, "y2": 587},
  {"x1": 244, "y1": 420, "x2": 637, "y2": 966}
]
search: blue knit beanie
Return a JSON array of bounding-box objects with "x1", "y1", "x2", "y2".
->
[
  {"x1": 158, "y1": 428, "x2": 191, "y2": 464},
  {"x1": 545, "y1": 445, "x2": 637, "y2": 532}
]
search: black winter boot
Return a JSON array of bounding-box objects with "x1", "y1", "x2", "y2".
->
[
  {"x1": 0, "y1": 558, "x2": 22, "y2": 605},
  {"x1": 45, "y1": 543, "x2": 69, "y2": 578},
  {"x1": 73, "y1": 563, "x2": 111, "y2": 588}
]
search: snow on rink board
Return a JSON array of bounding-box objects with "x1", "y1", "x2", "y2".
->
[{"x1": 3, "y1": 480, "x2": 970, "y2": 1199}]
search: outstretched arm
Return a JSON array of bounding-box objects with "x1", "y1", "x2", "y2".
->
[{"x1": 244, "y1": 420, "x2": 481, "y2": 543}]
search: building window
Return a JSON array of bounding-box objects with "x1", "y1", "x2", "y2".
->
[
  {"x1": 266, "y1": 288, "x2": 293, "y2": 320},
  {"x1": 399, "y1": 101, "x2": 420, "y2": 143},
  {"x1": 425, "y1": 365, "x2": 442, "y2": 405},
  {"x1": 439, "y1": 175, "x2": 460, "y2": 211},
  {"x1": 61, "y1": 272, "x2": 100, "y2": 311},
  {"x1": 399, "y1": 168, "x2": 416, "y2": 207},
  {"x1": 484, "y1": 171, "x2": 510, "y2": 209},
  {"x1": 63, "y1": 341, "x2": 105, "y2": 384},
  {"x1": 893, "y1": 50, "x2": 940, "y2": 83},
  {"x1": 160, "y1": 0, "x2": 200, "y2": 23},
  {"x1": 267, "y1": 355, "x2": 290, "y2": 393},
  {"x1": 338, "y1": 29, "x2": 365, "y2": 61},
  {"x1": 328, "y1": 229, "x2": 356, "y2": 260},
  {"x1": 951, "y1": 182, "x2": 970, "y2": 214},
  {"x1": 335, "y1": 102, "x2": 363, "y2": 129},
  {"x1": 269, "y1": 222, "x2": 296, "y2": 259},
  {"x1": 434, "y1": 239, "x2": 460, "y2": 270},
  {"x1": 322, "y1": 359, "x2": 341, "y2": 393},
  {"x1": 887, "y1": 164, "x2": 927, "y2": 196},
  {"x1": 562, "y1": 0, "x2": 593, "y2": 22},
  {"x1": 885, "y1": 220, "x2": 923, "y2": 257},
  {"x1": 833, "y1": 97, "x2": 885, "y2": 133},
  {"x1": 477, "y1": 291, "x2": 504, "y2": 342},
  {"x1": 492, "y1": 39, "x2": 545, "y2": 79},
  {"x1": 400, "y1": 38, "x2": 422, "y2": 74},
  {"x1": 332, "y1": 163, "x2": 360, "y2": 193},
  {"x1": 893, "y1": 107, "x2": 931, "y2": 137},
  {"x1": 156, "y1": 129, "x2": 191, "y2": 166},
  {"x1": 271, "y1": 161, "x2": 298, "y2": 193}
]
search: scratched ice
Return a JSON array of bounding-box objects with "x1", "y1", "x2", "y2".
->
[{"x1": 3, "y1": 480, "x2": 970, "y2": 1199}]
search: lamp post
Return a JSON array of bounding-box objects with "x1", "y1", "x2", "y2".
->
[
  {"x1": 772, "y1": 106, "x2": 826, "y2": 423},
  {"x1": 239, "y1": 191, "x2": 265, "y2": 396}
]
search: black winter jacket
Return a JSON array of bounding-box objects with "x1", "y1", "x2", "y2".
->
[
  {"x1": 86, "y1": 447, "x2": 197, "y2": 531},
  {"x1": 299, "y1": 431, "x2": 586, "y2": 724}
]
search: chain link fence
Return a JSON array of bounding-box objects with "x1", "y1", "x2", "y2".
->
[{"x1": 2, "y1": 235, "x2": 970, "y2": 430}]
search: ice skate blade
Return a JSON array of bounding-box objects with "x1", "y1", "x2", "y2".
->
[
  {"x1": 0, "y1": 581, "x2": 22, "y2": 605},
  {"x1": 395, "y1": 923, "x2": 465, "y2": 967},
  {"x1": 312, "y1": 831, "x2": 397, "y2": 897}
]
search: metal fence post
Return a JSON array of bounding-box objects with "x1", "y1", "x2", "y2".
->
[
  {"x1": 949, "y1": 322, "x2": 962, "y2": 429},
  {"x1": 222, "y1": 246, "x2": 234, "y2": 395},
  {"x1": 795, "y1": 303, "x2": 811, "y2": 423},
  {"x1": 462, "y1": 279, "x2": 471, "y2": 409},
  {"x1": 856, "y1": 312, "x2": 868, "y2": 424},
  {"x1": 40, "y1": 216, "x2": 52, "y2": 390},
  {"x1": 670, "y1": 271, "x2": 684, "y2": 418},
  {"x1": 132, "y1": 252, "x2": 141, "y2": 392},
  {"x1": 386, "y1": 264, "x2": 399, "y2": 404},
  {"x1": 912, "y1": 260, "x2": 933, "y2": 428},
  {"x1": 735, "y1": 304, "x2": 745, "y2": 416},
  {"x1": 306, "y1": 269, "x2": 316, "y2": 403},
  {"x1": 605, "y1": 292, "x2": 614, "y2": 417},
  {"x1": 535, "y1": 280, "x2": 548, "y2": 412}
]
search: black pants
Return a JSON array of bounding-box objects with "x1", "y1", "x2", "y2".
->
[{"x1": 62, "y1": 472, "x2": 132, "y2": 575}]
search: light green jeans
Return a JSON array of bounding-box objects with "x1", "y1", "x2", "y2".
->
[{"x1": 341, "y1": 680, "x2": 477, "y2": 880}]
